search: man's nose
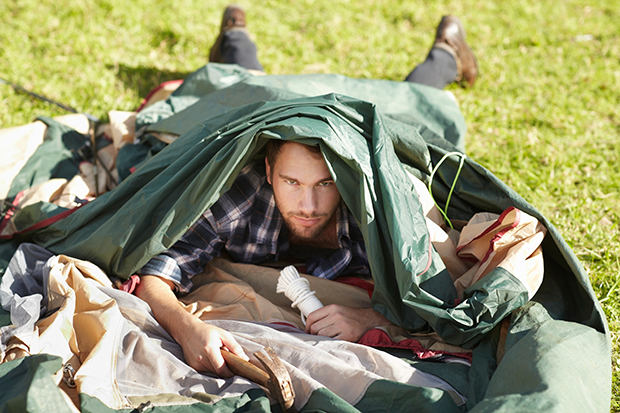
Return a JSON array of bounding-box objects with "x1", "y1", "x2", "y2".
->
[{"x1": 298, "y1": 187, "x2": 318, "y2": 215}]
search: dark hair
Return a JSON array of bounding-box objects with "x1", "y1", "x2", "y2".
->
[{"x1": 265, "y1": 140, "x2": 321, "y2": 169}]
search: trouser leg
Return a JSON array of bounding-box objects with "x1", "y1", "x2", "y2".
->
[
  {"x1": 221, "y1": 29, "x2": 264, "y2": 71},
  {"x1": 404, "y1": 48, "x2": 458, "y2": 89}
]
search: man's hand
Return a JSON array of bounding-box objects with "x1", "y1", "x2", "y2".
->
[
  {"x1": 178, "y1": 317, "x2": 247, "y2": 377},
  {"x1": 135, "y1": 275, "x2": 249, "y2": 377},
  {"x1": 305, "y1": 304, "x2": 394, "y2": 342}
]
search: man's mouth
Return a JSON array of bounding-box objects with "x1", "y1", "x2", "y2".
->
[{"x1": 293, "y1": 216, "x2": 323, "y2": 227}]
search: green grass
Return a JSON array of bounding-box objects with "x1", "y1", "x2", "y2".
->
[{"x1": 1, "y1": 0, "x2": 619, "y2": 409}]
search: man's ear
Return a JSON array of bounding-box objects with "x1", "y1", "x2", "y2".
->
[{"x1": 265, "y1": 157, "x2": 272, "y2": 185}]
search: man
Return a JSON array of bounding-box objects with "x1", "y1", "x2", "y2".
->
[
  {"x1": 208, "y1": 5, "x2": 477, "y2": 87},
  {"x1": 136, "y1": 5, "x2": 478, "y2": 377}
]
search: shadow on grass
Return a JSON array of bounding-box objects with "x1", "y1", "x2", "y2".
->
[
  {"x1": 109, "y1": 64, "x2": 190, "y2": 99},
  {"x1": 509, "y1": 116, "x2": 560, "y2": 131}
]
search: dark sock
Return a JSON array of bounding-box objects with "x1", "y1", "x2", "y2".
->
[
  {"x1": 221, "y1": 30, "x2": 264, "y2": 71},
  {"x1": 404, "y1": 48, "x2": 458, "y2": 89}
]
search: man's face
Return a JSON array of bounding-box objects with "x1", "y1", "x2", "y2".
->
[{"x1": 266, "y1": 142, "x2": 341, "y2": 242}]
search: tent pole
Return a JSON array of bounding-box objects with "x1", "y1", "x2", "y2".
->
[{"x1": 0, "y1": 76, "x2": 99, "y2": 122}]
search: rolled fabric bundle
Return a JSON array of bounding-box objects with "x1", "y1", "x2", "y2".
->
[{"x1": 276, "y1": 265, "x2": 324, "y2": 324}]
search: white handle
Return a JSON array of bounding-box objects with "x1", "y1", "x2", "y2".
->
[{"x1": 276, "y1": 266, "x2": 324, "y2": 325}]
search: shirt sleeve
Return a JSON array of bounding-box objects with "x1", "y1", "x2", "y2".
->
[
  {"x1": 138, "y1": 211, "x2": 224, "y2": 293},
  {"x1": 138, "y1": 161, "x2": 263, "y2": 292}
]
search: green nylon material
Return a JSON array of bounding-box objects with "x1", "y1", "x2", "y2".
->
[
  {"x1": 0, "y1": 64, "x2": 610, "y2": 412},
  {"x1": 0, "y1": 354, "x2": 73, "y2": 413},
  {"x1": 7, "y1": 116, "x2": 88, "y2": 200},
  {"x1": 28, "y1": 94, "x2": 521, "y2": 344}
]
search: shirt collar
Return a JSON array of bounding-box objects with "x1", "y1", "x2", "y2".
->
[{"x1": 336, "y1": 200, "x2": 352, "y2": 248}]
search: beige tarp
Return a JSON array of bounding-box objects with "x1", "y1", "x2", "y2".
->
[{"x1": 1, "y1": 247, "x2": 466, "y2": 410}]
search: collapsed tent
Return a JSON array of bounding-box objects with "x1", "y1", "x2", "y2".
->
[{"x1": 0, "y1": 64, "x2": 612, "y2": 412}]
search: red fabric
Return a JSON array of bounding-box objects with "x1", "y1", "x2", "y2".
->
[
  {"x1": 455, "y1": 206, "x2": 520, "y2": 263},
  {"x1": 0, "y1": 191, "x2": 23, "y2": 235},
  {"x1": 268, "y1": 321, "x2": 303, "y2": 331},
  {"x1": 358, "y1": 328, "x2": 473, "y2": 363},
  {"x1": 335, "y1": 276, "x2": 374, "y2": 299},
  {"x1": 416, "y1": 235, "x2": 434, "y2": 277},
  {"x1": 0, "y1": 202, "x2": 87, "y2": 240},
  {"x1": 120, "y1": 275, "x2": 141, "y2": 294},
  {"x1": 136, "y1": 80, "x2": 184, "y2": 112}
]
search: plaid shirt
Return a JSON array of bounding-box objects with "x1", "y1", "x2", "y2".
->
[{"x1": 139, "y1": 161, "x2": 369, "y2": 292}]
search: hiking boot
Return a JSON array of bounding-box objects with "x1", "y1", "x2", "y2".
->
[
  {"x1": 209, "y1": 4, "x2": 250, "y2": 63},
  {"x1": 432, "y1": 15, "x2": 478, "y2": 87}
]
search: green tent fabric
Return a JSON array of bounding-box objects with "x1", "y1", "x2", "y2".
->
[
  {"x1": 0, "y1": 64, "x2": 611, "y2": 412},
  {"x1": 0, "y1": 354, "x2": 74, "y2": 413},
  {"x1": 135, "y1": 63, "x2": 466, "y2": 152},
  {"x1": 6, "y1": 116, "x2": 89, "y2": 200}
]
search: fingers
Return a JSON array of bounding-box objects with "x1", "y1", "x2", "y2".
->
[
  {"x1": 306, "y1": 315, "x2": 335, "y2": 337},
  {"x1": 305, "y1": 304, "x2": 347, "y2": 337},
  {"x1": 221, "y1": 332, "x2": 249, "y2": 361},
  {"x1": 308, "y1": 316, "x2": 356, "y2": 341},
  {"x1": 183, "y1": 324, "x2": 246, "y2": 377},
  {"x1": 310, "y1": 323, "x2": 343, "y2": 339},
  {"x1": 204, "y1": 344, "x2": 234, "y2": 378},
  {"x1": 304, "y1": 305, "x2": 373, "y2": 343},
  {"x1": 207, "y1": 329, "x2": 246, "y2": 377},
  {"x1": 305, "y1": 305, "x2": 330, "y2": 333}
]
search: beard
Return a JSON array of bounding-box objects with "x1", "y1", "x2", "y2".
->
[
  {"x1": 283, "y1": 213, "x2": 333, "y2": 242},
  {"x1": 275, "y1": 201, "x2": 338, "y2": 244}
]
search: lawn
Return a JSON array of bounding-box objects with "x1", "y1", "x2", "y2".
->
[{"x1": 1, "y1": 0, "x2": 618, "y2": 410}]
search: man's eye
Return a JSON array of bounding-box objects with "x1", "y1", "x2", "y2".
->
[
  {"x1": 318, "y1": 181, "x2": 333, "y2": 187},
  {"x1": 285, "y1": 180, "x2": 297, "y2": 185}
]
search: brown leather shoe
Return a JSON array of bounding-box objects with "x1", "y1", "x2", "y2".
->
[
  {"x1": 433, "y1": 15, "x2": 478, "y2": 87},
  {"x1": 209, "y1": 4, "x2": 249, "y2": 63}
]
